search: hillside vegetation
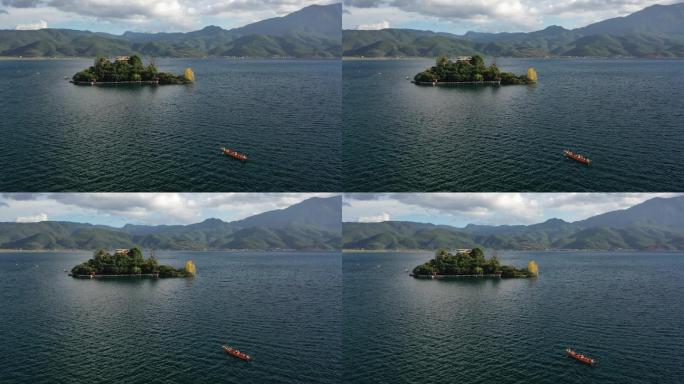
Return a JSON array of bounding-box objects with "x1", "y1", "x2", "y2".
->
[
  {"x1": 0, "y1": 197, "x2": 341, "y2": 251},
  {"x1": 0, "y1": 4, "x2": 341, "y2": 58},
  {"x1": 343, "y1": 3, "x2": 684, "y2": 58},
  {"x1": 343, "y1": 196, "x2": 684, "y2": 251}
]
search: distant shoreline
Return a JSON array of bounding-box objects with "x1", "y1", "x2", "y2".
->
[
  {"x1": 343, "y1": 56, "x2": 430, "y2": 61},
  {"x1": 343, "y1": 248, "x2": 681, "y2": 253},
  {"x1": 342, "y1": 56, "x2": 683, "y2": 61},
  {"x1": 0, "y1": 56, "x2": 341, "y2": 61},
  {"x1": 343, "y1": 249, "x2": 431, "y2": 253},
  {"x1": 0, "y1": 248, "x2": 341, "y2": 253},
  {"x1": 0, "y1": 56, "x2": 88, "y2": 61}
]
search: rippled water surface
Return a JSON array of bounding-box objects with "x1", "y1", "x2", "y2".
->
[
  {"x1": 0, "y1": 251, "x2": 340, "y2": 384},
  {"x1": 343, "y1": 251, "x2": 684, "y2": 383},
  {"x1": 343, "y1": 59, "x2": 684, "y2": 191},
  {"x1": 0, "y1": 59, "x2": 340, "y2": 191}
]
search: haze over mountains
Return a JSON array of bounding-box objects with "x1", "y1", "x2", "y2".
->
[
  {"x1": 0, "y1": 4, "x2": 341, "y2": 58},
  {"x1": 343, "y1": 3, "x2": 684, "y2": 58},
  {"x1": 0, "y1": 196, "x2": 341, "y2": 251},
  {"x1": 343, "y1": 196, "x2": 684, "y2": 251}
]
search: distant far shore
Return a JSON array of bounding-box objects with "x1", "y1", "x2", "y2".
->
[
  {"x1": 343, "y1": 248, "x2": 679, "y2": 253},
  {"x1": 343, "y1": 249, "x2": 431, "y2": 253},
  {"x1": 0, "y1": 248, "x2": 340, "y2": 253},
  {"x1": 343, "y1": 56, "x2": 430, "y2": 61},
  {"x1": 342, "y1": 56, "x2": 683, "y2": 61},
  {"x1": 0, "y1": 56, "x2": 341, "y2": 61},
  {"x1": 0, "y1": 249, "x2": 88, "y2": 253},
  {"x1": 0, "y1": 56, "x2": 88, "y2": 61}
]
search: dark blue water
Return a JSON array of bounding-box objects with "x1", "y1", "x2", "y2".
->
[
  {"x1": 0, "y1": 251, "x2": 340, "y2": 384},
  {"x1": 0, "y1": 59, "x2": 340, "y2": 191},
  {"x1": 343, "y1": 59, "x2": 684, "y2": 191},
  {"x1": 343, "y1": 251, "x2": 684, "y2": 383}
]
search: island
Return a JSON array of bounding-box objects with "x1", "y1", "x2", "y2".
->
[
  {"x1": 412, "y1": 248, "x2": 538, "y2": 278},
  {"x1": 72, "y1": 55, "x2": 195, "y2": 85},
  {"x1": 413, "y1": 55, "x2": 537, "y2": 86},
  {"x1": 70, "y1": 247, "x2": 196, "y2": 278}
]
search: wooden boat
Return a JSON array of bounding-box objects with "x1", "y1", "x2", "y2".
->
[
  {"x1": 563, "y1": 149, "x2": 591, "y2": 165},
  {"x1": 221, "y1": 147, "x2": 247, "y2": 161},
  {"x1": 223, "y1": 345, "x2": 252, "y2": 361},
  {"x1": 566, "y1": 348, "x2": 596, "y2": 365}
]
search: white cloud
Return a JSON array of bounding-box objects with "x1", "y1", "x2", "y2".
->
[
  {"x1": 0, "y1": 193, "x2": 337, "y2": 226},
  {"x1": 350, "y1": 193, "x2": 544, "y2": 224},
  {"x1": 343, "y1": 193, "x2": 681, "y2": 226},
  {"x1": 49, "y1": 193, "x2": 201, "y2": 223},
  {"x1": 344, "y1": 0, "x2": 542, "y2": 31},
  {"x1": 15, "y1": 213, "x2": 48, "y2": 222},
  {"x1": 343, "y1": 0, "x2": 680, "y2": 32},
  {"x1": 15, "y1": 19, "x2": 46, "y2": 29},
  {"x1": 1, "y1": 0, "x2": 332, "y2": 31},
  {"x1": 356, "y1": 19, "x2": 388, "y2": 29},
  {"x1": 358, "y1": 212, "x2": 390, "y2": 222}
]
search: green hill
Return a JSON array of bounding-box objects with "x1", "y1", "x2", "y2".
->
[
  {"x1": 343, "y1": 3, "x2": 684, "y2": 58},
  {"x1": 343, "y1": 196, "x2": 684, "y2": 251},
  {"x1": 0, "y1": 4, "x2": 341, "y2": 58},
  {"x1": 0, "y1": 196, "x2": 341, "y2": 251}
]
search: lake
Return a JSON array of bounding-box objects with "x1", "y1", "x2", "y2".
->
[
  {"x1": 0, "y1": 251, "x2": 340, "y2": 384},
  {"x1": 343, "y1": 251, "x2": 684, "y2": 383},
  {"x1": 0, "y1": 59, "x2": 340, "y2": 191},
  {"x1": 343, "y1": 59, "x2": 684, "y2": 191}
]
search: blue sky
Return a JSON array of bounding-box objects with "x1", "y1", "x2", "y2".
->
[
  {"x1": 343, "y1": 193, "x2": 681, "y2": 226},
  {"x1": 0, "y1": 0, "x2": 334, "y2": 34},
  {"x1": 343, "y1": 0, "x2": 681, "y2": 34},
  {"x1": 0, "y1": 193, "x2": 334, "y2": 227}
]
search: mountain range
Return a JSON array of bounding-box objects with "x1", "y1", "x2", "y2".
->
[
  {"x1": 343, "y1": 195, "x2": 684, "y2": 251},
  {"x1": 0, "y1": 196, "x2": 341, "y2": 251},
  {"x1": 0, "y1": 4, "x2": 341, "y2": 58},
  {"x1": 343, "y1": 3, "x2": 684, "y2": 58}
]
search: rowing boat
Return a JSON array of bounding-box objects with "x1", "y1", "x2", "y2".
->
[
  {"x1": 566, "y1": 348, "x2": 596, "y2": 365},
  {"x1": 221, "y1": 147, "x2": 247, "y2": 161},
  {"x1": 223, "y1": 345, "x2": 252, "y2": 361},
  {"x1": 563, "y1": 149, "x2": 591, "y2": 165}
]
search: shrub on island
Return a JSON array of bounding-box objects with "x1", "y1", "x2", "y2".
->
[
  {"x1": 72, "y1": 55, "x2": 194, "y2": 85},
  {"x1": 412, "y1": 248, "x2": 538, "y2": 278},
  {"x1": 71, "y1": 247, "x2": 196, "y2": 278},
  {"x1": 414, "y1": 55, "x2": 537, "y2": 85}
]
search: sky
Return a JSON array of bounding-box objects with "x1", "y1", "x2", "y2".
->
[
  {"x1": 0, "y1": 0, "x2": 335, "y2": 34},
  {"x1": 343, "y1": 0, "x2": 681, "y2": 34},
  {"x1": 343, "y1": 193, "x2": 682, "y2": 227},
  {"x1": 0, "y1": 193, "x2": 336, "y2": 227}
]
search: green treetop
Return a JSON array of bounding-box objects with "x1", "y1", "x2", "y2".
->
[
  {"x1": 412, "y1": 247, "x2": 538, "y2": 278},
  {"x1": 71, "y1": 247, "x2": 195, "y2": 278},
  {"x1": 72, "y1": 55, "x2": 195, "y2": 85},
  {"x1": 414, "y1": 55, "x2": 537, "y2": 85}
]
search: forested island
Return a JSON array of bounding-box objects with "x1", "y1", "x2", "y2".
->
[
  {"x1": 413, "y1": 55, "x2": 537, "y2": 85},
  {"x1": 70, "y1": 247, "x2": 196, "y2": 278},
  {"x1": 72, "y1": 55, "x2": 195, "y2": 85},
  {"x1": 412, "y1": 248, "x2": 538, "y2": 278}
]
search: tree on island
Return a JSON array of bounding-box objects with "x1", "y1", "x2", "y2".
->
[
  {"x1": 71, "y1": 247, "x2": 196, "y2": 278},
  {"x1": 72, "y1": 55, "x2": 195, "y2": 85},
  {"x1": 412, "y1": 248, "x2": 538, "y2": 278},
  {"x1": 414, "y1": 55, "x2": 537, "y2": 85}
]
